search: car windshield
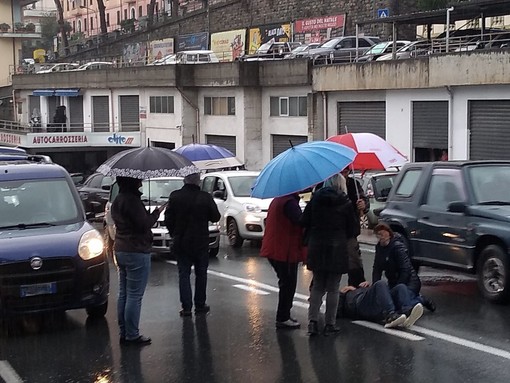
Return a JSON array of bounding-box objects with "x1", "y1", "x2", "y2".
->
[
  {"x1": 140, "y1": 178, "x2": 183, "y2": 204},
  {"x1": 468, "y1": 165, "x2": 510, "y2": 204},
  {"x1": 320, "y1": 38, "x2": 341, "y2": 48},
  {"x1": 228, "y1": 176, "x2": 257, "y2": 197},
  {"x1": 0, "y1": 178, "x2": 80, "y2": 228},
  {"x1": 365, "y1": 42, "x2": 389, "y2": 55}
]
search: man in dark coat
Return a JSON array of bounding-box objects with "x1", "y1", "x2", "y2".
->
[
  {"x1": 112, "y1": 176, "x2": 163, "y2": 346},
  {"x1": 164, "y1": 172, "x2": 221, "y2": 317},
  {"x1": 301, "y1": 174, "x2": 358, "y2": 336}
]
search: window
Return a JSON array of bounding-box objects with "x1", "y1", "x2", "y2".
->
[
  {"x1": 270, "y1": 96, "x2": 307, "y2": 117},
  {"x1": 84, "y1": 18, "x2": 87, "y2": 31},
  {"x1": 395, "y1": 169, "x2": 422, "y2": 197},
  {"x1": 204, "y1": 97, "x2": 235, "y2": 116},
  {"x1": 426, "y1": 174, "x2": 463, "y2": 210},
  {"x1": 149, "y1": 96, "x2": 174, "y2": 114},
  {"x1": 117, "y1": 11, "x2": 120, "y2": 25},
  {"x1": 139, "y1": 5, "x2": 143, "y2": 17},
  {"x1": 90, "y1": 17, "x2": 93, "y2": 30},
  {"x1": 106, "y1": 13, "x2": 110, "y2": 26}
]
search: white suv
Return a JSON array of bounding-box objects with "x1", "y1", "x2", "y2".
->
[
  {"x1": 201, "y1": 171, "x2": 272, "y2": 247},
  {"x1": 104, "y1": 177, "x2": 221, "y2": 257}
]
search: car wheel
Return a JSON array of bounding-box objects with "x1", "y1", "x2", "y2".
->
[
  {"x1": 227, "y1": 219, "x2": 244, "y2": 248},
  {"x1": 477, "y1": 245, "x2": 510, "y2": 303},
  {"x1": 86, "y1": 301, "x2": 108, "y2": 318},
  {"x1": 209, "y1": 246, "x2": 220, "y2": 257},
  {"x1": 359, "y1": 214, "x2": 369, "y2": 229}
]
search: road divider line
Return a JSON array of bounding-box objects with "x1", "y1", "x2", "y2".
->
[
  {"x1": 0, "y1": 360, "x2": 23, "y2": 383},
  {"x1": 352, "y1": 321, "x2": 425, "y2": 341},
  {"x1": 411, "y1": 325, "x2": 510, "y2": 360},
  {"x1": 232, "y1": 284, "x2": 270, "y2": 295}
]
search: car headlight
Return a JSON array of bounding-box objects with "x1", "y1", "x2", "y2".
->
[
  {"x1": 79, "y1": 230, "x2": 104, "y2": 260},
  {"x1": 244, "y1": 203, "x2": 261, "y2": 213}
]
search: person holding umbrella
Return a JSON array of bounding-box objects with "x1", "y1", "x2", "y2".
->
[{"x1": 112, "y1": 176, "x2": 164, "y2": 346}]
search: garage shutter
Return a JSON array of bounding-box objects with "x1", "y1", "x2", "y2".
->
[
  {"x1": 206, "y1": 135, "x2": 236, "y2": 155},
  {"x1": 412, "y1": 101, "x2": 448, "y2": 147},
  {"x1": 337, "y1": 102, "x2": 386, "y2": 138},
  {"x1": 119, "y1": 95, "x2": 139, "y2": 131},
  {"x1": 469, "y1": 100, "x2": 510, "y2": 160},
  {"x1": 272, "y1": 134, "x2": 307, "y2": 158},
  {"x1": 92, "y1": 96, "x2": 110, "y2": 132},
  {"x1": 69, "y1": 96, "x2": 84, "y2": 131}
]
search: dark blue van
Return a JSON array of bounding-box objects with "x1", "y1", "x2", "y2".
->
[{"x1": 0, "y1": 160, "x2": 109, "y2": 317}]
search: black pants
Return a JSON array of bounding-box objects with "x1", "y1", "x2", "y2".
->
[{"x1": 268, "y1": 259, "x2": 298, "y2": 322}]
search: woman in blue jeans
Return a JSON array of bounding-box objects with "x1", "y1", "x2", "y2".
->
[{"x1": 112, "y1": 176, "x2": 163, "y2": 346}]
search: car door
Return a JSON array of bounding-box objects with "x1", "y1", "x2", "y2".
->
[
  {"x1": 202, "y1": 175, "x2": 228, "y2": 234},
  {"x1": 414, "y1": 168, "x2": 472, "y2": 267}
]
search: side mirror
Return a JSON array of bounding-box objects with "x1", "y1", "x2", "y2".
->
[
  {"x1": 85, "y1": 211, "x2": 96, "y2": 220},
  {"x1": 448, "y1": 201, "x2": 467, "y2": 214},
  {"x1": 373, "y1": 207, "x2": 385, "y2": 217},
  {"x1": 212, "y1": 190, "x2": 226, "y2": 200},
  {"x1": 101, "y1": 184, "x2": 111, "y2": 191}
]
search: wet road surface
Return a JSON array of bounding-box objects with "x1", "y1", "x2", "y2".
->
[{"x1": 1, "y1": 238, "x2": 510, "y2": 382}]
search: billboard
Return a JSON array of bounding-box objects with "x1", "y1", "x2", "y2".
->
[
  {"x1": 176, "y1": 32, "x2": 209, "y2": 52},
  {"x1": 123, "y1": 42, "x2": 148, "y2": 65},
  {"x1": 210, "y1": 29, "x2": 246, "y2": 62},
  {"x1": 293, "y1": 14, "x2": 346, "y2": 44},
  {"x1": 248, "y1": 23, "x2": 291, "y2": 54},
  {"x1": 148, "y1": 38, "x2": 174, "y2": 63}
]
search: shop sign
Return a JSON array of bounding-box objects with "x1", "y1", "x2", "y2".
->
[
  {"x1": 25, "y1": 132, "x2": 140, "y2": 148},
  {"x1": 294, "y1": 14, "x2": 345, "y2": 33},
  {"x1": 0, "y1": 132, "x2": 23, "y2": 146}
]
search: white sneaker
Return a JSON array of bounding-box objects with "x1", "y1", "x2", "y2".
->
[
  {"x1": 403, "y1": 304, "x2": 424, "y2": 328},
  {"x1": 276, "y1": 319, "x2": 300, "y2": 329},
  {"x1": 384, "y1": 313, "x2": 406, "y2": 328}
]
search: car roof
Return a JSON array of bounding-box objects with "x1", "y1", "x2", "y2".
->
[
  {"x1": 177, "y1": 50, "x2": 215, "y2": 54},
  {"x1": 0, "y1": 162, "x2": 68, "y2": 181},
  {"x1": 203, "y1": 170, "x2": 260, "y2": 177}
]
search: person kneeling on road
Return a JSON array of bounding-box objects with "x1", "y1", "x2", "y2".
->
[{"x1": 336, "y1": 280, "x2": 423, "y2": 328}]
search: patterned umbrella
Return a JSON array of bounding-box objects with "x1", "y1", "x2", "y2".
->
[
  {"x1": 174, "y1": 143, "x2": 243, "y2": 170},
  {"x1": 97, "y1": 146, "x2": 199, "y2": 179}
]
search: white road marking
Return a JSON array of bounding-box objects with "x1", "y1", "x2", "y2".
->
[
  {"x1": 232, "y1": 284, "x2": 270, "y2": 295},
  {"x1": 167, "y1": 261, "x2": 510, "y2": 359},
  {"x1": 0, "y1": 360, "x2": 23, "y2": 383},
  {"x1": 352, "y1": 321, "x2": 425, "y2": 341},
  {"x1": 412, "y1": 325, "x2": 510, "y2": 360}
]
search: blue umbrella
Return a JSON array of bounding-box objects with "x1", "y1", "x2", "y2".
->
[
  {"x1": 174, "y1": 143, "x2": 243, "y2": 170},
  {"x1": 251, "y1": 141, "x2": 357, "y2": 199}
]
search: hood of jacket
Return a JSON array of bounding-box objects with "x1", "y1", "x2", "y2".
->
[{"x1": 313, "y1": 186, "x2": 351, "y2": 207}]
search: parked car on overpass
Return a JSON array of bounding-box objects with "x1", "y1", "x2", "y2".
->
[
  {"x1": 36, "y1": 63, "x2": 79, "y2": 74},
  {"x1": 305, "y1": 36, "x2": 381, "y2": 64},
  {"x1": 356, "y1": 40, "x2": 411, "y2": 62}
]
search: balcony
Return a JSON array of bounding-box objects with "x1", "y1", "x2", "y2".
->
[{"x1": 0, "y1": 23, "x2": 41, "y2": 38}]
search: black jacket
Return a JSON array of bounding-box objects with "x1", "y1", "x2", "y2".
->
[
  {"x1": 346, "y1": 176, "x2": 370, "y2": 215},
  {"x1": 301, "y1": 186, "x2": 358, "y2": 273},
  {"x1": 372, "y1": 234, "x2": 421, "y2": 294},
  {"x1": 164, "y1": 184, "x2": 221, "y2": 256},
  {"x1": 111, "y1": 181, "x2": 160, "y2": 253}
]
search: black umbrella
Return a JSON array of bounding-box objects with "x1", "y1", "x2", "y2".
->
[{"x1": 97, "y1": 146, "x2": 200, "y2": 179}]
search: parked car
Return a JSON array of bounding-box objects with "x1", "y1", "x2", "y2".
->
[
  {"x1": 377, "y1": 40, "x2": 431, "y2": 61},
  {"x1": 104, "y1": 177, "x2": 221, "y2": 257},
  {"x1": 305, "y1": 36, "x2": 381, "y2": 64},
  {"x1": 284, "y1": 43, "x2": 321, "y2": 59},
  {"x1": 379, "y1": 160, "x2": 510, "y2": 303},
  {"x1": 201, "y1": 170, "x2": 272, "y2": 247},
  {"x1": 64, "y1": 61, "x2": 114, "y2": 71},
  {"x1": 356, "y1": 40, "x2": 410, "y2": 62},
  {"x1": 0, "y1": 158, "x2": 109, "y2": 318},
  {"x1": 77, "y1": 172, "x2": 114, "y2": 222},
  {"x1": 240, "y1": 40, "x2": 301, "y2": 61},
  {"x1": 36, "y1": 63, "x2": 79, "y2": 74},
  {"x1": 355, "y1": 171, "x2": 399, "y2": 228},
  {"x1": 149, "y1": 53, "x2": 177, "y2": 65}
]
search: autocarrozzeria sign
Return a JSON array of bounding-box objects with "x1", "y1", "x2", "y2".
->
[{"x1": 24, "y1": 132, "x2": 141, "y2": 148}]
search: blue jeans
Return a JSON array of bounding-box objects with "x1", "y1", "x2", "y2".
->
[
  {"x1": 115, "y1": 251, "x2": 151, "y2": 340},
  {"x1": 177, "y1": 252, "x2": 209, "y2": 311},
  {"x1": 390, "y1": 284, "x2": 422, "y2": 314},
  {"x1": 355, "y1": 280, "x2": 396, "y2": 322}
]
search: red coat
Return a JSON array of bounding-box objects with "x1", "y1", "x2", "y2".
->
[{"x1": 260, "y1": 195, "x2": 307, "y2": 263}]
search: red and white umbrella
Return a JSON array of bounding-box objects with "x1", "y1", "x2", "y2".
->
[{"x1": 327, "y1": 133, "x2": 408, "y2": 170}]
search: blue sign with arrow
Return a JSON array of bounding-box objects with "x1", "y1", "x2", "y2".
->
[{"x1": 378, "y1": 8, "x2": 390, "y2": 18}]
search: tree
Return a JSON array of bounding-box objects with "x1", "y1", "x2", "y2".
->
[
  {"x1": 416, "y1": 0, "x2": 468, "y2": 11},
  {"x1": 171, "y1": 0, "x2": 179, "y2": 18},
  {"x1": 53, "y1": 0, "x2": 69, "y2": 55},
  {"x1": 97, "y1": 0, "x2": 108, "y2": 34}
]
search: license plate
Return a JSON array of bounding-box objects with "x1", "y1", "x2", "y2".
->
[{"x1": 20, "y1": 282, "x2": 57, "y2": 298}]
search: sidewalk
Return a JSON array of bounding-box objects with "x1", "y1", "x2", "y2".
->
[{"x1": 358, "y1": 228, "x2": 378, "y2": 246}]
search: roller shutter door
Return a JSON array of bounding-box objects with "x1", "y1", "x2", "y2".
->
[
  {"x1": 206, "y1": 135, "x2": 236, "y2": 155},
  {"x1": 119, "y1": 95, "x2": 139, "y2": 131},
  {"x1": 69, "y1": 96, "x2": 84, "y2": 131},
  {"x1": 272, "y1": 134, "x2": 307, "y2": 158},
  {"x1": 92, "y1": 96, "x2": 110, "y2": 132},
  {"x1": 469, "y1": 100, "x2": 510, "y2": 160},
  {"x1": 337, "y1": 102, "x2": 386, "y2": 138},
  {"x1": 412, "y1": 101, "x2": 448, "y2": 148}
]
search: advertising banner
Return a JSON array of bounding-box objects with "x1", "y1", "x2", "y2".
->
[
  {"x1": 248, "y1": 23, "x2": 291, "y2": 54},
  {"x1": 293, "y1": 14, "x2": 346, "y2": 44},
  {"x1": 176, "y1": 32, "x2": 209, "y2": 52},
  {"x1": 123, "y1": 42, "x2": 148, "y2": 65},
  {"x1": 148, "y1": 38, "x2": 174, "y2": 63},
  {"x1": 23, "y1": 132, "x2": 141, "y2": 148},
  {"x1": 210, "y1": 29, "x2": 246, "y2": 62}
]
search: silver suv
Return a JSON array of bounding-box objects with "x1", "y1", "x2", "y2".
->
[
  {"x1": 201, "y1": 171, "x2": 272, "y2": 247},
  {"x1": 306, "y1": 36, "x2": 381, "y2": 64},
  {"x1": 104, "y1": 177, "x2": 221, "y2": 257}
]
